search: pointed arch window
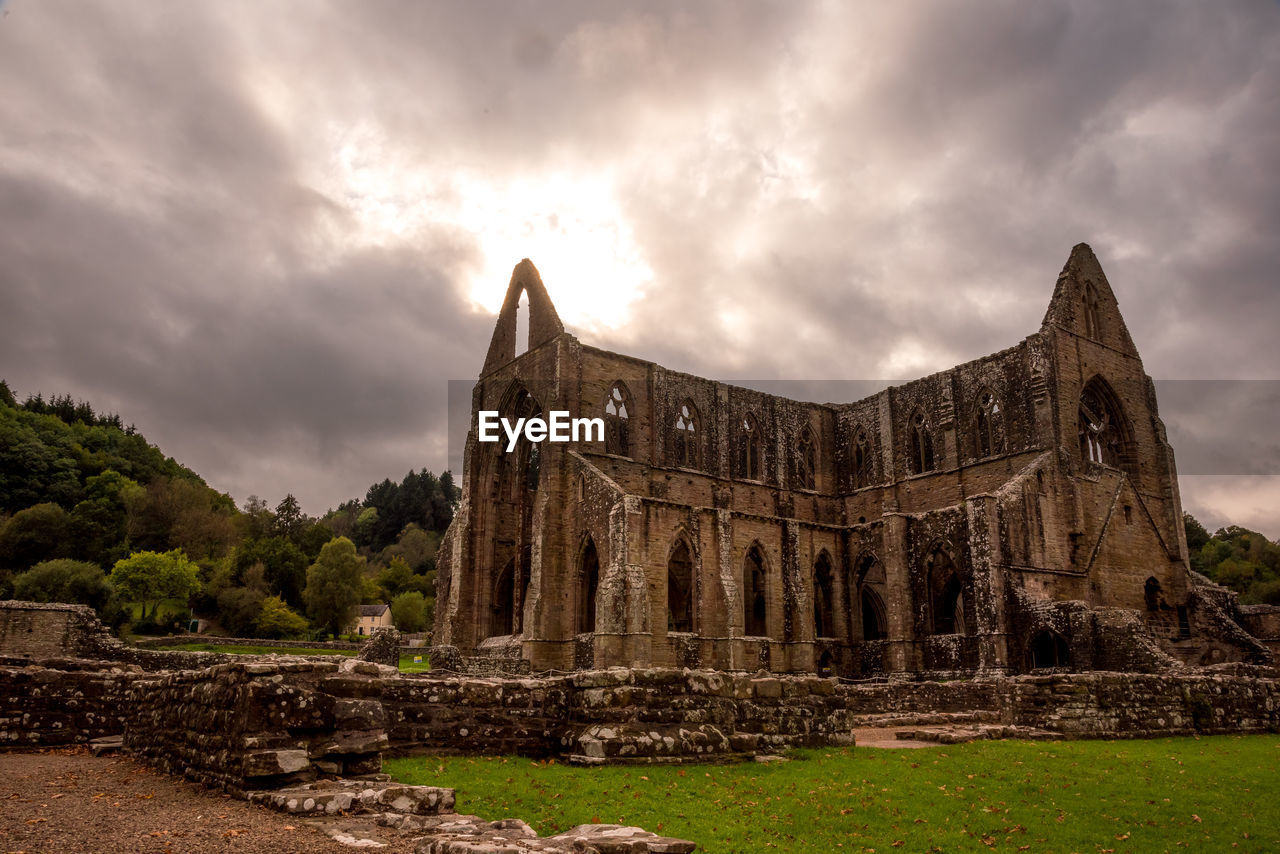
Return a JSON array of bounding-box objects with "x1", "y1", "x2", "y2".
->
[
  {"x1": 579, "y1": 537, "x2": 599, "y2": 634},
  {"x1": 813, "y1": 554, "x2": 835, "y2": 638},
  {"x1": 926, "y1": 545, "x2": 964, "y2": 635},
  {"x1": 493, "y1": 559, "x2": 516, "y2": 636},
  {"x1": 852, "y1": 428, "x2": 872, "y2": 488},
  {"x1": 604, "y1": 382, "x2": 632, "y2": 456},
  {"x1": 1077, "y1": 378, "x2": 1135, "y2": 476},
  {"x1": 860, "y1": 588, "x2": 887, "y2": 641},
  {"x1": 797, "y1": 426, "x2": 817, "y2": 490},
  {"x1": 738, "y1": 413, "x2": 762, "y2": 480},
  {"x1": 744, "y1": 546, "x2": 768, "y2": 637},
  {"x1": 909, "y1": 411, "x2": 935, "y2": 474},
  {"x1": 974, "y1": 389, "x2": 1006, "y2": 459},
  {"x1": 674, "y1": 400, "x2": 700, "y2": 469},
  {"x1": 667, "y1": 540, "x2": 694, "y2": 632},
  {"x1": 1082, "y1": 282, "x2": 1101, "y2": 339}
]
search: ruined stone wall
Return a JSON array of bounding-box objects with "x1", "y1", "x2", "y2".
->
[
  {"x1": 1, "y1": 600, "x2": 242, "y2": 671},
  {"x1": 1240, "y1": 605, "x2": 1280, "y2": 658},
  {"x1": 382, "y1": 673, "x2": 571, "y2": 757},
  {"x1": 0, "y1": 601, "x2": 234, "y2": 671},
  {"x1": 4, "y1": 659, "x2": 1278, "y2": 787},
  {"x1": 0, "y1": 661, "x2": 136, "y2": 746},
  {"x1": 1000, "y1": 667, "x2": 1280, "y2": 737},
  {"x1": 125, "y1": 659, "x2": 391, "y2": 794},
  {"x1": 0, "y1": 603, "x2": 77, "y2": 658},
  {"x1": 435, "y1": 246, "x2": 1262, "y2": 678},
  {"x1": 134, "y1": 636, "x2": 362, "y2": 652}
]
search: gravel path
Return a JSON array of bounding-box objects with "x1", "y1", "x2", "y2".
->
[{"x1": 0, "y1": 749, "x2": 421, "y2": 854}]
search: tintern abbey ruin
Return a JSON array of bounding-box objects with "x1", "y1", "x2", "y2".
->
[
  {"x1": 4, "y1": 246, "x2": 1280, "y2": 852},
  {"x1": 436, "y1": 244, "x2": 1275, "y2": 676}
]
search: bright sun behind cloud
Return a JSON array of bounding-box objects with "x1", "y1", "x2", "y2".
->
[
  {"x1": 314, "y1": 121, "x2": 651, "y2": 333},
  {"x1": 452, "y1": 173, "x2": 653, "y2": 333}
]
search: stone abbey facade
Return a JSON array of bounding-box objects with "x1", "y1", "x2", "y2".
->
[{"x1": 434, "y1": 245, "x2": 1270, "y2": 677}]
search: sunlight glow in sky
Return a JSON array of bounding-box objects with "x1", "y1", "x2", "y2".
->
[{"x1": 318, "y1": 122, "x2": 650, "y2": 331}]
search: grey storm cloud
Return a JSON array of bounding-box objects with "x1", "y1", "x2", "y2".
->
[{"x1": 1, "y1": 1, "x2": 1278, "y2": 535}]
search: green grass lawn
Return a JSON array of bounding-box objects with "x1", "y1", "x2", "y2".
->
[
  {"x1": 386, "y1": 736, "x2": 1280, "y2": 853},
  {"x1": 164, "y1": 641, "x2": 430, "y2": 673}
]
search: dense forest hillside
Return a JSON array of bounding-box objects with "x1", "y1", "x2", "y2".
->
[
  {"x1": 0, "y1": 380, "x2": 458, "y2": 638},
  {"x1": 1183, "y1": 513, "x2": 1280, "y2": 605}
]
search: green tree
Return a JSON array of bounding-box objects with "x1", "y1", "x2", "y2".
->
[
  {"x1": 272, "y1": 494, "x2": 306, "y2": 544},
  {"x1": 1183, "y1": 513, "x2": 1210, "y2": 553},
  {"x1": 0, "y1": 502, "x2": 72, "y2": 570},
  {"x1": 255, "y1": 595, "x2": 310, "y2": 639},
  {"x1": 13, "y1": 559, "x2": 115, "y2": 612},
  {"x1": 376, "y1": 556, "x2": 418, "y2": 600},
  {"x1": 390, "y1": 590, "x2": 428, "y2": 633},
  {"x1": 304, "y1": 537, "x2": 365, "y2": 639},
  {"x1": 109, "y1": 549, "x2": 201, "y2": 620},
  {"x1": 217, "y1": 586, "x2": 265, "y2": 637},
  {"x1": 297, "y1": 521, "x2": 334, "y2": 561},
  {"x1": 233, "y1": 536, "x2": 308, "y2": 606}
]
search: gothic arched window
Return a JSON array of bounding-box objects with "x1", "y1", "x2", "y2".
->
[
  {"x1": 579, "y1": 537, "x2": 599, "y2": 634},
  {"x1": 604, "y1": 382, "x2": 632, "y2": 456},
  {"x1": 974, "y1": 389, "x2": 1006, "y2": 458},
  {"x1": 813, "y1": 553, "x2": 835, "y2": 638},
  {"x1": 925, "y1": 545, "x2": 964, "y2": 635},
  {"x1": 852, "y1": 427, "x2": 872, "y2": 488},
  {"x1": 910, "y1": 411, "x2": 935, "y2": 474},
  {"x1": 744, "y1": 546, "x2": 768, "y2": 637},
  {"x1": 674, "y1": 400, "x2": 700, "y2": 469},
  {"x1": 1077, "y1": 377, "x2": 1135, "y2": 476},
  {"x1": 738, "y1": 413, "x2": 762, "y2": 480},
  {"x1": 667, "y1": 539, "x2": 694, "y2": 632},
  {"x1": 1083, "y1": 282, "x2": 1101, "y2": 339},
  {"x1": 797, "y1": 426, "x2": 817, "y2": 490}
]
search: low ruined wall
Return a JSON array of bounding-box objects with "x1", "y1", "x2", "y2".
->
[
  {"x1": 383, "y1": 673, "x2": 571, "y2": 757},
  {"x1": 838, "y1": 678, "x2": 1002, "y2": 718},
  {"x1": 4, "y1": 657, "x2": 1278, "y2": 793},
  {"x1": 382, "y1": 668, "x2": 859, "y2": 762},
  {"x1": 1002, "y1": 667, "x2": 1280, "y2": 736},
  {"x1": 133, "y1": 636, "x2": 363, "y2": 652},
  {"x1": 562, "y1": 669, "x2": 856, "y2": 761},
  {"x1": 0, "y1": 661, "x2": 137, "y2": 747},
  {"x1": 0, "y1": 600, "x2": 235, "y2": 671},
  {"x1": 124, "y1": 659, "x2": 393, "y2": 794}
]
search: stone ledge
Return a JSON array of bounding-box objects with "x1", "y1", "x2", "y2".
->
[{"x1": 250, "y1": 780, "x2": 455, "y2": 816}]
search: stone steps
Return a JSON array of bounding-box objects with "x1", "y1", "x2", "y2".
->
[
  {"x1": 850, "y1": 709, "x2": 1001, "y2": 729},
  {"x1": 891, "y1": 724, "x2": 1062, "y2": 745}
]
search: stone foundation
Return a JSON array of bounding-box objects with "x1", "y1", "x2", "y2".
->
[{"x1": 5, "y1": 659, "x2": 1278, "y2": 767}]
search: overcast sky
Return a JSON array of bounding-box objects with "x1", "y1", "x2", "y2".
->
[{"x1": 1, "y1": 1, "x2": 1277, "y2": 536}]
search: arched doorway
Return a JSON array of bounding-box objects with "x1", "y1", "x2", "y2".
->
[
  {"x1": 861, "y1": 587, "x2": 887, "y2": 641},
  {"x1": 1028, "y1": 630, "x2": 1070, "y2": 669}
]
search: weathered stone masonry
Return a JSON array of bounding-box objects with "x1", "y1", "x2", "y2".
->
[
  {"x1": 435, "y1": 245, "x2": 1277, "y2": 676},
  {"x1": 5, "y1": 657, "x2": 1279, "y2": 770}
]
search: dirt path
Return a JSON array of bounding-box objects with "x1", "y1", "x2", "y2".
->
[{"x1": 0, "y1": 749, "x2": 420, "y2": 854}]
